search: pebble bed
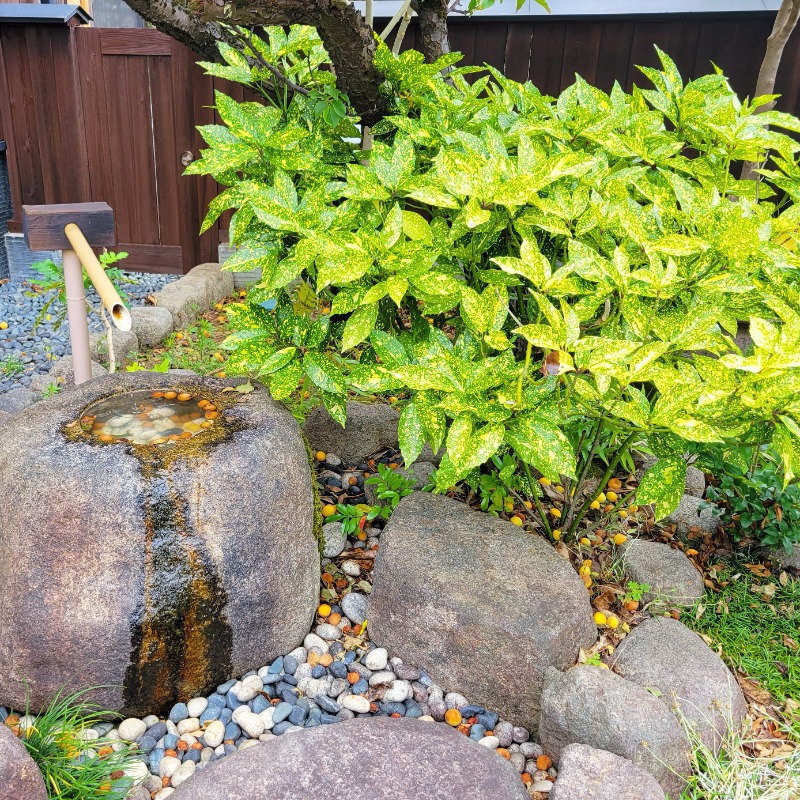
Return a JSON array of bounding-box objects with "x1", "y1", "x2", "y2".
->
[
  {"x1": 0, "y1": 449, "x2": 556, "y2": 799},
  {"x1": 0, "y1": 272, "x2": 178, "y2": 394}
]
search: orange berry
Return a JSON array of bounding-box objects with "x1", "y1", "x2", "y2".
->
[
  {"x1": 497, "y1": 747, "x2": 511, "y2": 759},
  {"x1": 163, "y1": 391, "x2": 177, "y2": 400},
  {"x1": 205, "y1": 411, "x2": 219, "y2": 420},
  {"x1": 318, "y1": 603, "x2": 331, "y2": 617},
  {"x1": 328, "y1": 613, "x2": 341, "y2": 626},
  {"x1": 613, "y1": 533, "x2": 628, "y2": 546},
  {"x1": 177, "y1": 392, "x2": 192, "y2": 402},
  {"x1": 308, "y1": 651, "x2": 320, "y2": 667},
  {"x1": 607, "y1": 477, "x2": 622, "y2": 491},
  {"x1": 536, "y1": 754, "x2": 552, "y2": 771},
  {"x1": 319, "y1": 654, "x2": 333, "y2": 667},
  {"x1": 444, "y1": 708, "x2": 462, "y2": 726},
  {"x1": 347, "y1": 672, "x2": 360, "y2": 684},
  {"x1": 521, "y1": 773, "x2": 532, "y2": 785}
]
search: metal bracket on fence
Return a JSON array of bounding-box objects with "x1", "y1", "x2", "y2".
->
[{"x1": 21, "y1": 202, "x2": 130, "y2": 386}]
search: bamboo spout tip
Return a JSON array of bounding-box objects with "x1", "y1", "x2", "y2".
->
[{"x1": 112, "y1": 303, "x2": 132, "y2": 332}]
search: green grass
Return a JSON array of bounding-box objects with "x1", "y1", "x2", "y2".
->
[
  {"x1": 14, "y1": 688, "x2": 141, "y2": 800},
  {"x1": 1, "y1": 354, "x2": 25, "y2": 377},
  {"x1": 686, "y1": 559, "x2": 800, "y2": 707}
]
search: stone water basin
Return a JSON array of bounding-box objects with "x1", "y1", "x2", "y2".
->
[{"x1": 0, "y1": 373, "x2": 319, "y2": 716}]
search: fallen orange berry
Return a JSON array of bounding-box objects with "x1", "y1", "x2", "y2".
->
[
  {"x1": 318, "y1": 603, "x2": 331, "y2": 617},
  {"x1": 444, "y1": 709, "x2": 462, "y2": 726},
  {"x1": 328, "y1": 612, "x2": 341, "y2": 626},
  {"x1": 536, "y1": 754, "x2": 552, "y2": 771},
  {"x1": 613, "y1": 533, "x2": 628, "y2": 546},
  {"x1": 607, "y1": 477, "x2": 622, "y2": 491}
]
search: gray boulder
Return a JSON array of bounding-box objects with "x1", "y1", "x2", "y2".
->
[
  {"x1": 611, "y1": 617, "x2": 747, "y2": 752},
  {"x1": 303, "y1": 401, "x2": 400, "y2": 464},
  {"x1": 0, "y1": 373, "x2": 318, "y2": 716},
  {"x1": 171, "y1": 716, "x2": 527, "y2": 800},
  {"x1": 771, "y1": 546, "x2": 800, "y2": 573},
  {"x1": 185, "y1": 262, "x2": 234, "y2": 306},
  {"x1": 152, "y1": 277, "x2": 207, "y2": 329},
  {"x1": 29, "y1": 355, "x2": 108, "y2": 393},
  {"x1": 368, "y1": 493, "x2": 596, "y2": 731},
  {"x1": 684, "y1": 465, "x2": 706, "y2": 499},
  {"x1": 89, "y1": 329, "x2": 140, "y2": 368},
  {"x1": 0, "y1": 724, "x2": 47, "y2": 800},
  {"x1": 664, "y1": 494, "x2": 720, "y2": 534},
  {"x1": 550, "y1": 744, "x2": 666, "y2": 800},
  {"x1": 0, "y1": 388, "x2": 37, "y2": 416},
  {"x1": 539, "y1": 666, "x2": 690, "y2": 799},
  {"x1": 129, "y1": 306, "x2": 174, "y2": 348},
  {"x1": 620, "y1": 540, "x2": 705, "y2": 608}
]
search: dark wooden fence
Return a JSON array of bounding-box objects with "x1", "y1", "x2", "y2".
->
[{"x1": 0, "y1": 11, "x2": 798, "y2": 274}]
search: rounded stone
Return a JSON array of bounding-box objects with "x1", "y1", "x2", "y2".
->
[
  {"x1": 620, "y1": 540, "x2": 705, "y2": 607},
  {"x1": 0, "y1": 373, "x2": 319, "y2": 715},
  {"x1": 170, "y1": 717, "x2": 527, "y2": 799},
  {"x1": 368, "y1": 493, "x2": 596, "y2": 730},
  {"x1": 321, "y1": 523, "x2": 347, "y2": 559},
  {"x1": 364, "y1": 648, "x2": 388, "y2": 671},
  {"x1": 118, "y1": 718, "x2": 147, "y2": 742},
  {"x1": 203, "y1": 720, "x2": 225, "y2": 749},
  {"x1": 0, "y1": 724, "x2": 47, "y2": 800}
]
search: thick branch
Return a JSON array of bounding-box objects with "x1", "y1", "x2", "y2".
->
[
  {"x1": 742, "y1": 0, "x2": 800, "y2": 180},
  {"x1": 122, "y1": 0, "x2": 388, "y2": 124},
  {"x1": 410, "y1": 0, "x2": 450, "y2": 62}
]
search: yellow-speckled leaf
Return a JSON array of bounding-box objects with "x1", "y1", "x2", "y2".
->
[{"x1": 636, "y1": 456, "x2": 686, "y2": 519}]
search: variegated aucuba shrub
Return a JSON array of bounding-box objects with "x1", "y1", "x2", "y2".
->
[{"x1": 188, "y1": 28, "x2": 800, "y2": 542}]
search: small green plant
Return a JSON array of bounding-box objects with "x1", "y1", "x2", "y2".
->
[
  {"x1": 17, "y1": 688, "x2": 141, "y2": 800},
  {"x1": 584, "y1": 653, "x2": 603, "y2": 667},
  {"x1": 126, "y1": 355, "x2": 171, "y2": 373},
  {"x1": 623, "y1": 581, "x2": 650, "y2": 606},
  {"x1": 365, "y1": 463, "x2": 415, "y2": 512},
  {"x1": 329, "y1": 502, "x2": 386, "y2": 536},
  {"x1": 40, "y1": 382, "x2": 61, "y2": 398},
  {"x1": 29, "y1": 252, "x2": 131, "y2": 373},
  {"x1": 469, "y1": 453, "x2": 526, "y2": 514},
  {"x1": 704, "y1": 462, "x2": 800, "y2": 552},
  {"x1": 0, "y1": 354, "x2": 24, "y2": 377}
]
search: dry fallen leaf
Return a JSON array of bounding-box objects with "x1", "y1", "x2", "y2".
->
[{"x1": 783, "y1": 635, "x2": 798, "y2": 651}]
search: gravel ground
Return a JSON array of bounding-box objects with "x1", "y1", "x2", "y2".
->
[{"x1": 0, "y1": 272, "x2": 178, "y2": 394}]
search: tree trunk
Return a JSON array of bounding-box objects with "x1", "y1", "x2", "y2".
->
[
  {"x1": 122, "y1": 0, "x2": 389, "y2": 124},
  {"x1": 741, "y1": 0, "x2": 800, "y2": 181},
  {"x1": 412, "y1": 0, "x2": 451, "y2": 62}
]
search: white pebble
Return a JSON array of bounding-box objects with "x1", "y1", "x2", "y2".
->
[
  {"x1": 159, "y1": 755, "x2": 181, "y2": 778},
  {"x1": 315, "y1": 623, "x2": 342, "y2": 641},
  {"x1": 258, "y1": 732, "x2": 276, "y2": 742},
  {"x1": 176, "y1": 718, "x2": 200, "y2": 735},
  {"x1": 304, "y1": 677, "x2": 332, "y2": 699},
  {"x1": 238, "y1": 739, "x2": 261, "y2": 752},
  {"x1": 340, "y1": 695, "x2": 370, "y2": 714},
  {"x1": 117, "y1": 718, "x2": 146, "y2": 741},
  {"x1": 76, "y1": 728, "x2": 99, "y2": 742},
  {"x1": 154, "y1": 790, "x2": 175, "y2": 800},
  {"x1": 123, "y1": 761, "x2": 149, "y2": 780},
  {"x1": 142, "y1": 715, "x2": 160, "y2": 727},
  {"x1": 259, "y1": 707, "x2": 275, "y2": 730},
  {"x1": 166, "y1": 720, "x2": 179, "y2": 735},
  {"x1": 179, "y1": 734, "x2": 197, "y2": 747},
  {"x1": 478, "y1": 736, "x2": 500, "y2": 749},
  {"x1": 214, "y1": 744, "x2": 225, "y2": 756},
  {"x1": 170, "y1": 760, "x2": 196, "y2": 788},
  {"x1": 288, "y1": 647, "x2": 307, "y2": 664},
  {"x1": 418, "y1": 715, "x2": 435, "y2": 722},
  {"x1": 203, "y1": 720, "x2": 225, "y2": 748},
  {"x1": 295, "y1": 663, "x2": 314, "y2": 682},
  {"x1": 237, "y1": 710, "x2": 265, "y2": 738},
  {"x1": 445, "y1": 692, "x2": 468, "y2": 709},
  {"x1": 531, "y1": 780, "x2": 552, "y2": 792},
  {"x1": 200, "y1": 747, "x2": 214, "y2": 763},
  {"x1": 304, "y1": 633, "x2": 329, "y2": 653},
  {"x1": 369, "y1": 670, "x2": 396, "y2": 687},
  {"x1": 341, "y1": 559, "x2": 361, "y2": 577},
  {"x1": 236, "y1": 674, "x2": 263, "y2": 702},
  {"x1": 384, "y1": 680, "x2": 412, "y2": 703},
  {"x1": 364, "y1": 648, "x2": 388, "y2": 671},
  {"x1": 186, "y1": 697, "x2": 208, "y2": 718}
]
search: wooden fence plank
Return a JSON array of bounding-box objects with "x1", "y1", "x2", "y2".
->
[
  {"x1": 561, "y1": 20, "x2": 603, "y2": 89},
  {"x1": 100, "y1": 28, "x2": 171, "y2": 56},
  {"x1": 530, "y1": 22, "x2": 567, "y2": 96},
  {"x1": 595, "y1": 20, "x2": 635, "y2": 94},
  {"x1": 504, "y1": 22, "x2": 533, "y2": 83}
]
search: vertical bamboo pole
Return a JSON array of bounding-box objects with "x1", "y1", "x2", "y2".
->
[{"x1": 63, "y1": 248, "x2": 92, "y2": 385}]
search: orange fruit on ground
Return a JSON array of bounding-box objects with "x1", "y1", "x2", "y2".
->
[
  {"x1": 319, "y1": 654, "x2": 333, "y2": 667},
  {"x1": 151, "y1": 391, "x2": 164, "y2": 399},
  {"x1": 613, "y1": 533, "x2": 628, "y2": 546},
  {"x1": 593, "y1": 611, "x2": 607, "y2": 626},
  {"x1": 356, "y1": 530, "x2": 367, "y2": 541},
  {"x1": 200, "y1": 421, "x2": 214, "y2": 429},
  {"x1": 307, "y1": 651, "x2": 320, "y2": 667},
  {"x1": 322, "y1": 505, "x2": 337, "y2": 517},
  {"x1": 318, "y1": 603, "x2": 331, "y2": 617},
  {"x1": 551, "y1": 529, "x2": 561, "y2": 540},
  {"x1": 590, "y1": 500, "x2": 600, "y2": 510},
  {"x1": 510, "y1": 515, "x2": 523, "y2": 526},
  {"x1": 536, "y1": 754, "x2": 552, "y2": 771},
  {"x1": 0, "y1": 322, "x2": 8, "y2": 330},
  {"x1": 539, "y1": 477, "x2": 551, "y2": 486},
  {"x1": 328, "y1": 613, "x2": 341, "y2": 626},
  {"x1": 315, "y1": 451, "x2": 326, "y2": 461},
  {"x1": 624, "y1": 599, "x2": 639, "y2": 611},
  {"x1": 497, "y1": 748, "x2": 511, "y2": 759},
  {"x1": 521, "y1": 773, "x2": 532, "y2": 785},
  {"x1": 177, "y1": 392, "x2": 192, "y2": 402},
  {"x1": 347, "y1": 672, "x2": 360, "y2": 685},
  {"x1": 607, "y1": 615, "x2": 619, "y2": 629},
  {"x1": 607, "y1": 477, "x2": 622, "y2": 491},
  {"x1": 579, "y1": 537, "x2": 591, "y2": 546},
  {"x1": 444, "y1": 709, "x2": 462, "y2": 726},
  {"x1": 164, "y1": 391, "x2": 177, "y2": 400},
  {"x1": 606, "y1": 491, "x2": 618, "y2": 503},
  {"x1": 550, "y1": 507, "x2": 562, "y2": 518}
]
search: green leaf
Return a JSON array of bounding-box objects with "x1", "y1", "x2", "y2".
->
[
  {"x1": 402, "y1": 211, "x2": 433, "y2": 243},
  {"x1": 257, "y1": 346, "x2": 297, "y2": 376},
  {"x1": 636, "y1": 457, "x2": 687, "y2": 520},
  {"x1": 342, "y1": 304, "x2": 378, "y2": 350},
  {"x1": 322, "y1": 391, "x2": 347, "y2": 427},
  {"x1": 268, "y1": 361, "x2": 303, "y2": 400},
  {"x1": 415, "y1": 390, "x2": 446, "y2": 452},
  {"x1": 303, "y1": 352, "x2": 346, "y2": 395},
  {"x1": 505, "y1": 414, "x2": 576, "y2": 480},
  {"x1": 399, "y1": 402, "x2": 425, "y2": 466}
]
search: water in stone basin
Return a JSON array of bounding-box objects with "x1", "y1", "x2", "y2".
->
[{"x1": 80, "y1": 389, "x2": 219, "y2": 445}]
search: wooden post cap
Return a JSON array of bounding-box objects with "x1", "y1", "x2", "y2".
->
[{"x1": 22, "y1": 203, "x2": 116, "y2": 250}]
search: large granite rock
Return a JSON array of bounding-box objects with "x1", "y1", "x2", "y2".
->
[
  {"x1": 0, "y1": 724, "x2": 47, "y2": 800},
  {"x1": 171, "y1": 717, "x2": 528, "y2": 800},
  {"x1": 303, "y1": 401, "x2": 400, "y2": 464},
  {"x1": 89, "y1": 328, "x2": 140, "y2": 368},
  {"x1": 368, "y1": 493, "x2": 596, "y2": 731},
  {"x1": 550, "y1": 744, "x2": 666, "y2": 800},
  {"x1": 772, "y1": 546, "x2": 800, "y2": 573},
  {"x1": 184, "y1": 262, "x2": 234, "y2": 307},
  {"x1": 0, "y1": 388, "x2": 37, "y2": 416},
  {"x1": 610, "y1": 617, "x2": 747, "y2": 753},
  {"x1": 539, "y1": 666, "x2": 690, "y2": 799},
  {"x1": 620, "y1": 540, "x2": 705, "y2": 608},
  {"x1": 29, "y1": 355, "x2": 108, "y2": 393},
  {"x1": 0, "y1": 373, "x2": 318, "y2": 716},
  {"x1": 664, "y1": 494, "x2": 720, "y2": 534},
  {"x1": 129, "y1": 306, "x2": 174, "y2": 348}
]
